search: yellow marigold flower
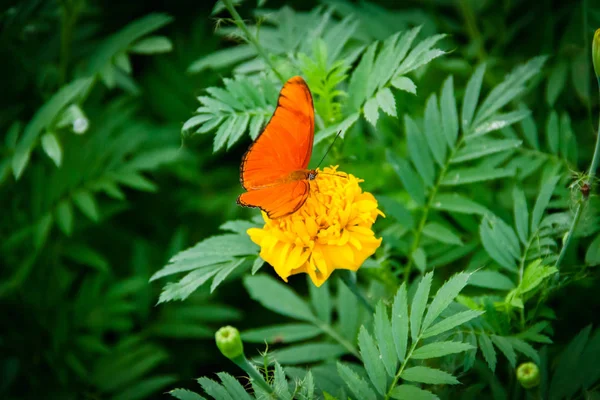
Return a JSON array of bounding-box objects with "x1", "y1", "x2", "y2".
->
[{"x1": 247, "y1": 166, "x2": 384, "y2": 287}]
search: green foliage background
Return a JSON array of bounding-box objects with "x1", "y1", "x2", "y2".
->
[{"x1": 1, "y1": 0, "x2": 600, "y2": 399}]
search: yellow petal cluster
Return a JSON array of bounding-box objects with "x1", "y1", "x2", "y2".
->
[{"x1": 247, "y1": 166, "x2": 384, "y2": 287}]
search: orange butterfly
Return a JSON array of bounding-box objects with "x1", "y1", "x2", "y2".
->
[{"x1": 237, "y1": 76, "x2": 317, "y2": 219}]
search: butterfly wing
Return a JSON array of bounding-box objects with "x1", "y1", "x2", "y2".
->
[
  {"x1": 237, "y1": 180, "x2": 310, "y2": 219},
  {"x1": 239, "y1": 76, "x2": 315, "y2": 190}
]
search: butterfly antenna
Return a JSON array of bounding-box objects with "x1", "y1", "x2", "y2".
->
[{"x1": 315, "y1": 130, "x2": 342, "y2": 169}]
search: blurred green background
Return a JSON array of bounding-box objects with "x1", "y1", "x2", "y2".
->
[{"x1": 1, "y1": 0, "x2": 599, "y2": 398}]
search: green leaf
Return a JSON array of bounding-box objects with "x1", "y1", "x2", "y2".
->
[
  {"x1": 197, "y1": 377, "x2": 233, "y2": 400},
  {"x1": 546, "y1": 111, "x2": 559, "y2": 154},
  {"x1": 480, "y1": 215, "x2": 519, "y2": 271},
  {"x1": 391, "y1": 76, "x2": 417, "y2": 94},
  {"x1": 242, "y1": 324, "x2": 322, "y2": 344},
  {"x1": 12, "y1": 78, "x2": 94, "y2": 179},
  {"x1": 506, "y1": 337, "x2": 540, "y2": 364},
  {"x1": 401, "y1": 366, "x2": 459, "y2": 385},
  {"x1": 546, "y1": 62, "x2": 567, "y2": 106},
  {"x1": 405, "y1": 115, "x2": 434, "y2": 187},
  {"x1": 520, "y1": 114, "x2": 540, "y2": 150},
  {"x1": 63, "y1": 244, "x2": 110, "y2": 272},
  {"x1": 410, "y1": 272, "x2": 433, "y2": 341},
  {"x1": 412, "y1": 341, "x2": 474, "y2": 359},
  {"x1": 337, "y1": 362, "x2": 377, "y2": 400},
  {"x1": 217, "y1": 372, "x2": 253, "y2": 400},
  {"x1": 113, "y1": 171, "x2": 157, "y2": 192},
  {"x1": 490, "y1": 335, "x2": 516, "y2": 367},
  {"x1": 158, "y1": 265, "x2": 222, "y2": 303},
  {"x1": 338, "y1": 279, "x2": 360, "y2": 341},
  {"x1": 377, "y1": 196, "x2": 414, "y2": 228},
  {"x1": 471, "y1": 109, "x2": 530, "y2": 138},
  {"x1": 309, "y1": 279, "x2": 331, "y2": 324},
  {"x1": 129, "y1": 36, "x2": 172, "y2": 54},
  {"x1": 376, "y1": 88, "x2": 396, "y2": 116},
  {"x1": 478, "y1": 333, "x2": 497, "y2": 371},
  {"x1": 364, "y1": 97, "x2": 380, "y2": 127},
  {"x1": 513, "y1": 187, "x2": 529, "y2": 245},
  {"x1": 469, "y1": 271, "x2": 515, "y2": 290},
  {"x1": 374, "y1": 302, "x2": 397, "y2": 376},
  {"x1": 423, "y1": 272, "x2": 470, "y2": 330},
  {"x1": 432, "y1": 193, "x2": 488, "y2": 215},
  {"x1": 392, "y1": 283, "x2": 409, "y2": 362},
  {"x1": 358, "y1": 326, "x2": 387, "y2": 395},
  {"x1": 412, "y1": 248, "x2": 427, "y2": 272},
  {"x1": 531, "y1": 176, "x2": 559, "y2": 234},
  {"x1": 440, "y1": 76, "x2": 459, "y2": 147},
  {"x1": 251, "y1": 257, "x2": 264, "y2": 274},
  {"x1": 188, "y1": 45, "x2": 255, "y2": 73},
  {"x1": 169, "y1": 388, "x2": 206, "y2": 400},
  {"x1": 73, "y1": 190, "x2": 99, "y2": 222},
  {"x1": 273, "y1": 363, "x2": 291, "y2": 399},
  {"x1": 422, "y1": 223, "x2": 463, "y2": 246},
  {"x1": 441, "y1": 167, "x2": 514, "y2": 186},
  {"x1": 519, "y1": 259, "x2": 557, "y2": 294},
  {"x1": 424, "y1": 94, "x2": 446, "y2": 167},
  {"x1": 348, "y1": 42, "x2": 377, "y2": 111},
  {"x1": 41, "y1": 132, "x2": 62, "y2": 167},
  {"x1": 244, "y1": 275, "x2": 315, "y2": 322},
  {"x1": 390, "y1": 385, "x2": 438, "y2": 400},
  {"x1": 422, "y1": 310, "x2": 484, "y2": 338},
  {"x1": 386, "y1": 149, "x2": 425, "y2": 206},
  {"x1": 55, "y1": 199, "x2": 74, "y2": 236},
  {"x1": 210, "y1": 258, "x2": 244, "y2": 292},
  {"x1": 462, "y1": 64, "x2": 486, "y2": 133},
  {"x1": 586, "y1": 234, "x2": 600, "y2": 266},
  {"x1": 451, "y1": 138, "x2": 522, "y2": 163},
  {"x1": 113, "y1": 375, "x2": 178, "y2": 400}
]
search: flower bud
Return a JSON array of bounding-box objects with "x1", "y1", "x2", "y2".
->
[
  {"x1": 516, "y1": 362, "x2": 540, "y2": 389},
  {"x1": 593, "y1": 29, "x2": 600, "y2": 78},
  {"x1": 215, "y1": 326, "x2": 244, "y2": 359}
]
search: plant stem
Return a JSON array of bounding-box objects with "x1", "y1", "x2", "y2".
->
[
  {"x1": 222, "y1": 0, "x2": 286, "y2": 84},
  {"x1": 339, "y1": 270, "x2": 375, "y2": 314},
  {"x1": 232, "y1": 355, "x2": 276, "y2": 397},
  {"x1": 59, "y1": 0, "x2": 79, "y2": 86},
  {"x1": 555, "y1": 76, "x2": 600, "y2": 270},
  {"x1": 314, "y1": 319, "x2": 360, "y2": 359},
  {"x1": 383, "y1": 339, "x2": 420, "y2": 400}
]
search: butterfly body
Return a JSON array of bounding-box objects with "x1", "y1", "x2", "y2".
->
[{"x1": 237, "y1": 76, "x2": 316, "y2": 219}]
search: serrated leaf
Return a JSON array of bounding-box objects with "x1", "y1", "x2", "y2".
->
[
  {"x1": 217, "y1": 373, "x2": 253, "y2": 400},
  {"x1": 469, "y1": 271, "x2": 515, "y2": 290},
  {"x1": 386, "y1": 149, "x2": 425, "y2": 206},
  {"x1": 451, "y1": 138, "x2": 522, "y2": 163},
  {"x1": 364, "y1": 97, "x2": 380, "y2": 126},
  {"x1": 213, "y1": 116, "x2": 236, "y2": 152},
  {"x1": 244, "y1": 275, "x2": 315, "y2": 322},
  {"x1": 480, "y1": 215, "x2": 519, "y2": 271},
  {"x1": 422, "y1": 273, "x2": 470, "y2": 330},
  {"x1": 405, "y1": 115, "x2": 434, "y2": 187},
  {"x1": 309, "y1": 278, "x2": 331, "y2": 324},
  {"x1": 519, "y1": 259, "x2": 557, "y2": 294},
  {"x1": 531, "y1": 175, "x2": 559, "y2": 234},
  {"x1": 358, "y1": 326, "x2": 387, "y2": 395},
  {"x1": 226, "y1": 113, "x2": 250, "y2": 149},
  {"x1": 506, "y1": 337, "x2": 540, "y2": 364},
  {"x1": 242, "y1": 323, "x2": 322, "y2": 343},
  {"x1": 391, "y1": 76, "x2": 417, "y2": 94},
  {"x1": 251, "y1": 257, "x2": 264, "y2": 274},
  {"x1": 432, "y1": 193, "x2": 488, "y2": 215},
  {"x1": 392, "y1": 283, "x2": 409, "y2": 362},
  {"x1": 401, "y1": 366, "x2": 459, "y2": 385},
  {"x1": 273, "y1": 363, "x2": 291, "y2": 399},
  {"x1": 422, "y1": 310, "x2": 484, "y2": 338},
  {"x1": 197, "y1": 377, "x2": 233, "y2": 400},
  {"x1": 249, "y1": 114, "x2": 265, "y2": 140},
  {"x1": 390, "y1": 384, "x2": 438, "y2": 400},
  {"x1": 490, "y1": 335, "x2": 517, "y2": 367},
  {"x1": 412, "y1": 248, "x2": 427, "y2": 272},
  {"x1": 337, "y1": 362, "x2": 377, "y2": 400},
  {"x1": 423, "y1": 94, "x2": 446, "y2": 167},
  {"x1": 348, "y1": 42, "x2": 377, "y2": 111},
  {"x1": 412, "y1": 341, "x2": 474, "y2": 359},
  {"x1": 513, "y1": 187, "x2": 529, "y2": 245},
  {"x1": 374, "y1": 301, "x2": 397, "y2": 376},
  {"x1": 376, "y1": 88, "x2": 396, "y2": 116},
  {"x1": 422, "y1": 223, "x2": 463, "y2": 246},
  {"x1": 440, "y1": 76, "x2": 459, "y2": 147},
  {"x1": 210, "y1": 258, "x2": 243, "y2": 292},
  {"x1": 462, "y1": 64, "x2": 486, "y2": 133},
  {"x1": 478, "y1": 333, "x2": 497, "y2": 371},
  {"x1": 410, "y1": 272, "x2": 433, "y2": 341},
  {"x1": 471, "y1": 109, "x2": 530, "y2": 138},
  {"x1": 158, "y1": 265, "x2": 222, "y2": 303},
  {"x1": 169, "y1": 388, "x2": 206, "y2": 400},
  {"x1": 586, "y1": 235, "x2": 600, "y2": 266},
  {"x1": 442, "y1": 167, "x2": 514, "y2": 186},
  {"x1": 188, "y1": 45, "x2": 255, "y2": 73}
]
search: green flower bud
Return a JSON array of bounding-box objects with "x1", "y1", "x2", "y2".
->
[
  {"x1": 593, "y1": 29, "x2": 600, "y2": 78},
  {"x1": 215, "y1": 326, "x2": 244, "y2": 359},
  {"x1": 516, "y1": 362, "x2": 540, "y2": 389}
]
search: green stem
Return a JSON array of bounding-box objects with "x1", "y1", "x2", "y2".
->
[
  {"x1": 339, "y1": 270, "x2": 375, "y2": 314},
  {"x1": 403, "y1": 139, "x2": 462, "y2": 284},
  {"x1": 59, "y1": 0, "x2": 79, "y2": 86},
  {"x1": 314, "y1": 319, "x2": 360, "y2": 359},
  {"x1": 555, "y1": 76, "x2": 600, "y2": 270},
  {"x1": 383, "y1": 338, "x2": 420, "y2": 400},
  {"x1": 222, "y1": 0, "x2": 286, "y2": 84},
  {"x1": 232, "y1": 355, "x2": 276, "y2": 397}
]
